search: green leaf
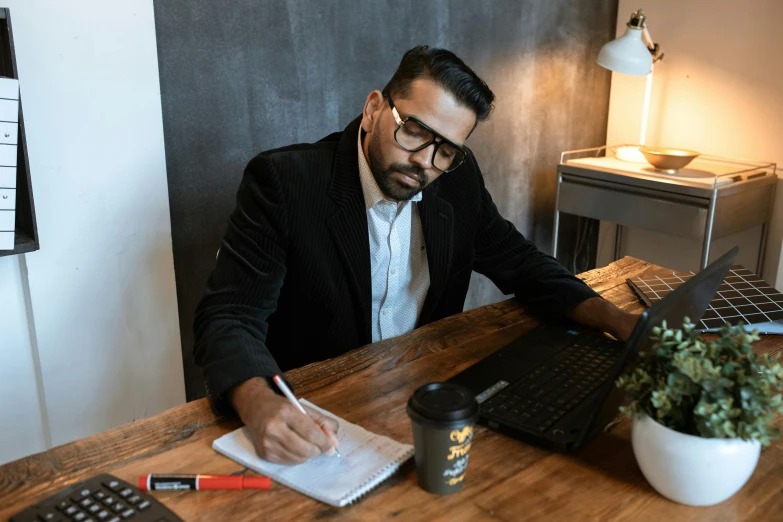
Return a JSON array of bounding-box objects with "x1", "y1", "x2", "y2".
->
[{"x1": 616, "y1": 317, "x2": 783, "y2": 446}]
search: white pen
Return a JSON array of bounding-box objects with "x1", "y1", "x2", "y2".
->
[{"x1": 272, "y1": 374, "x2": 341, "y2": 457}]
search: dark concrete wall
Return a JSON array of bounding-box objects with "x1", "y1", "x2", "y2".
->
[{"x1": 153, "y1": 0, "x2": 618, "y2": 401}]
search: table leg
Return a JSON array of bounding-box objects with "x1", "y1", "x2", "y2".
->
[
  {"x1": 553, "y1": 173, "x2": 562, "y2": 259},
  {"x1": 701, "y1": 189, "x2": 718, "y2": 269},
  {"x1": 756, "y1": 222, "x2": 768, "y2": 276},
  {"x1": 614, "y1": 224, "x2": 623, "y2": 261},
  {"x1": 756, "y1": 178, "x2": 776, "y2": 277}
]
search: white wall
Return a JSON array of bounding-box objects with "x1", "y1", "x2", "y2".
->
[
  {"x1": 0, "y1": 255, "x2": 47, "y2": 462},
  {"x1": 600, "y1": 0, "x2": 783, "y2": 287},
  {"x1": 0, "y1": 0, "x2": 184, "y2": 464}
]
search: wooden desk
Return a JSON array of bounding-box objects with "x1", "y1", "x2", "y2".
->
[{"x1": 2, "y1": 257, "x2": 781, "y2": 521}]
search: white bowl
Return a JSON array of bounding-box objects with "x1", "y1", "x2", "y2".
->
[{"x1": 632, "y1": 413, "x2": 761, "y2": 506}]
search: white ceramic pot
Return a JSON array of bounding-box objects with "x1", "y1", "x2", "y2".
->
[{"x1": 632, "y1": 413, "x2": 761, "y2": 506}]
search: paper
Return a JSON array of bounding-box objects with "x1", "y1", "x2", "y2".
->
[{"x1": 212, "y1": 399, "x2": 413, "y2": 507}]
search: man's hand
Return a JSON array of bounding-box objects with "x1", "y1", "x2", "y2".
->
[
  {"x1": 567, "y1": 297, "x2": 640, "y2": 342},
  {"x1": 230, "y1": 377, "x2": 339, "y2": 465}
]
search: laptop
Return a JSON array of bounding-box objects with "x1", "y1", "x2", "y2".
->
[{"x1": 447, "y1": 246, "x2": 739, "y2": 452}]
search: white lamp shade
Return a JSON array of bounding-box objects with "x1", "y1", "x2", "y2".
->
[{"x1": 597, "y1": 26, "x2": 652, "y2": 75}]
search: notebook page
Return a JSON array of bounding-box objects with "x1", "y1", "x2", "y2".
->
[{"x1": 212, "y1": 399, "x2": 413, "y2": 507}]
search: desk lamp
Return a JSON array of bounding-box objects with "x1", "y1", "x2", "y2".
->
[{"x1": 597, "y1": 8, "x2": 663, "y2": 162}]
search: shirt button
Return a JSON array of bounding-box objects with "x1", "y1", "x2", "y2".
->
[
  {"x1": 391, "y1": 268, "x2": 397, "y2": 275},
  {"x1": 382, "y1": 310, "x2": 388, "y2": 316}
]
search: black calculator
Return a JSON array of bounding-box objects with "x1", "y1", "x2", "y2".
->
[{"x1": 10, "y1": 473, "x2": 183, "y2": 522}]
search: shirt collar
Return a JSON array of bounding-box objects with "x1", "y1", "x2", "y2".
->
[{"x1": 357, "y1": 127, "x2": 422, "y2": 211}]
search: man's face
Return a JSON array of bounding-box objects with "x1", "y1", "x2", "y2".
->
[{"x1": 361, "y1": 79, "x2": 477, "y2": 202}]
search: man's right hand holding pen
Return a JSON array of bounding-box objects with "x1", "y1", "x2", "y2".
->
[{"x1": 230, "y1": 376, "x2": 340, "y2": 465}]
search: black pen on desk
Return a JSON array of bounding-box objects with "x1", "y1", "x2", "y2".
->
[
  {"x1": 272, "y1": 374, "x2": 341, "y2": 457},
  {"x1": 626, "y1": 277, "x2": 654, "y2": 308}
]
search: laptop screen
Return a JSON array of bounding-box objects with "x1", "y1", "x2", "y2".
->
[{"x1": 624, "y1": 246, "x2": 739, "y2": 360}]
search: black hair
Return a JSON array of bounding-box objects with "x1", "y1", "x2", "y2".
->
[{"x1": 381, "y1": 45, "x2": 495, "y2": 122}]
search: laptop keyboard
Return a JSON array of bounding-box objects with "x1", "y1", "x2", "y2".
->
[{"x1": 480, "y1": 337, "x2": 624, "y2": 433}]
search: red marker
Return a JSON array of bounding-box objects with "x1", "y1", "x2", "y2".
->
[{"x1": 138, "y1": 474, "x2": 271, "y2": 492}]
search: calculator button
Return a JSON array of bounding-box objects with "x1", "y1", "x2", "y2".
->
[
  {"x1": 106, "y1": 518, "x2": 121, "y2": 522},
  {"x1": 79, "y1": 498, "x2": 94, "y2": 508},
  {"x1": 93, "y1": 491, "x2": 106, "y2": 501},
  {"x1": 88, "y1": 504, "x2": 101, "y2": 514},
  {"x1": 126, "y1": 495, "x2": 140, "y2": 505},
  {"x1": 113, "y1": 503, "x2": 126, "y2": 513},
  {"x1": 103, "y1": 497, "x2": 115, "y2": 506},
  {"x1": 56, "y1": 500, "x2": 72, "y2": 511},
  {"x1": 136, "y1": 501, "x2": 150, "y2": 511},
  {"x1": 96, "y1": 510, "x2": 111, "y2": 520},
  {"x1": 121, "y1": 508, "x2": 135, "y2": 519},
  {"x1": 37, "y1": 512, "x2": 60, "y2": 521},
  {"x1": 103, "y1": 481, "x2": 122, "y2": 492},
  {"x1": 71, "y1": 489, "x2": 92, "y2": 502},
  {"x1": 73, "y1": 513, "x2": 87, "y2": 522},
  {"x1": 65, "y1": 506, "x2": 79, "y2": 516},
  {"x1": 118, "y1": 488, "x2": 133, "y2": 498}
]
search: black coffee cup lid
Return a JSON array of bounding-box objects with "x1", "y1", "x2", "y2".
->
[{"x1": 407, "y1": 382, "x2": 479, "y2": 423}]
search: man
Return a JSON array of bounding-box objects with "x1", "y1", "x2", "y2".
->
[{"x1": 194, "y1": 46, "x2": 638, "y2": 465}]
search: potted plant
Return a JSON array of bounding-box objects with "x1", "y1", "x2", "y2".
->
[{"x1": 616, "y1": 318, "x2": 783, "y2": 506}]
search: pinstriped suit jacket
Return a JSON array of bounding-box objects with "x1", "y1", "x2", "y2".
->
[{"x1": 193, "y1": 116, "x2": 599, "y2": 414}]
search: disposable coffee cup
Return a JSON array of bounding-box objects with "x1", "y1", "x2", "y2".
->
[{"x1": 406, "y1": 382, "x2": 479, "y2": 494}]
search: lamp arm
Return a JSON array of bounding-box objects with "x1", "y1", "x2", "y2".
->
[
  {"x1": 629, "y1": 9, "x2": 664, "y2": 63},
  {"x1": 642, "y1": 26, "x2": 664, "y2": 62}
]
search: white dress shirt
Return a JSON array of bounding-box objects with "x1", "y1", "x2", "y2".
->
[{"x1": 357, "y1": 129, "x2": 430, "y2": 342}]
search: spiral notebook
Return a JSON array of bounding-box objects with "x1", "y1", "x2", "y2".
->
[{"x1": 212, "y1": 399, "x2": 414, "y2": 507}]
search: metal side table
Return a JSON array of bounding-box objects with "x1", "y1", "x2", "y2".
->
[{"x1": 553, "y1": 146, "x2": 778, "y2": 273}]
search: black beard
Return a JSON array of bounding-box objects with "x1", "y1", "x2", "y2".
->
[{"x1": 367, "y1": 132, "x2": 428, "y2": 201}]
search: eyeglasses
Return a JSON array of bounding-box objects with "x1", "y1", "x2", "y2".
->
[{"x1": 387, "y1": 95, "x2": 466, "y2": 173}]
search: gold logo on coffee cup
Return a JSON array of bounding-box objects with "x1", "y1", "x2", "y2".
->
[
  {"x1": 446, "y1": 426, "x2": 473, "y2": 461},
  {"x1": 449, "y1": 426, "x2": 473, "y2": 444},
  {"x1": 445, "y1": 474, "x2": 465, "y2": 486},
  {"x1": 447, "y1": 442, "x2": 472, "y2": 460}
]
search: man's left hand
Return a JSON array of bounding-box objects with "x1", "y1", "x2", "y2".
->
[
  {"x1": 567, "y1": 297, "x2": 640, "y2": 342},
  {"x1": 607, "y1": 309, "x2": 640, "y2": 341}
]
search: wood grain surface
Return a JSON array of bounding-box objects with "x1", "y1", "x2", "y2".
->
[{"x1": 2, "y1": 257, "x2": 781, "y2": 521}]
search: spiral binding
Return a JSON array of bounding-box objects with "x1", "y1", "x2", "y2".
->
[{"x1": 343, "y1": 446, "x2": 415, "y2": 506}]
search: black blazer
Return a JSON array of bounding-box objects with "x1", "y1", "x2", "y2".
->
[{"x1": 194, "y1": 116, "x2": 599, "y2": 414}]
